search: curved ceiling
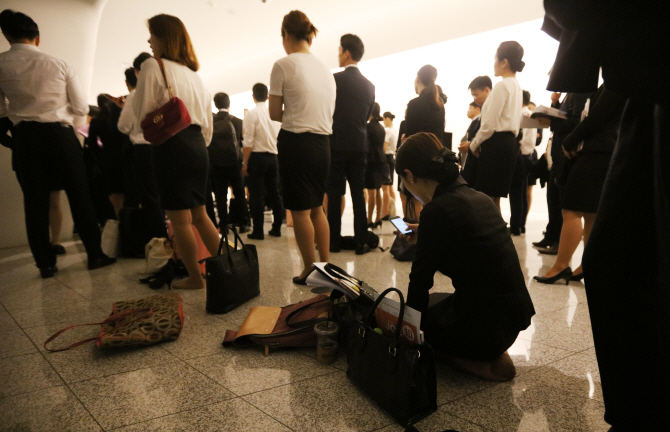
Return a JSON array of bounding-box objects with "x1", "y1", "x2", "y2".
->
[{"x1": 91, "y1": 0, "x2": 544, "y2": 100}]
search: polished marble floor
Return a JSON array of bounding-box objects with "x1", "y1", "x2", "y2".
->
[{"x1": 0, "y1": 201, "x2": 608, "y2": 432}]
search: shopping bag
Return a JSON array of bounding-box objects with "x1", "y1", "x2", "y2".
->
[{"x1": 145, "y1": 238, "x2": 174, "y2": 274}]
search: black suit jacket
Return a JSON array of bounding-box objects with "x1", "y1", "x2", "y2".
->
[
  {"x1": 210, "y1": 111, "x2": 240, "y2": 166},
  {"x1": 405, "y1": 89, "x2": 445, "y2": 142},
  {"x1": 407, "y1": 178, "x2": 535, "y2": 329},
  {"x1": 331, "y1": 67, "x2": 375, "y2": 153}
]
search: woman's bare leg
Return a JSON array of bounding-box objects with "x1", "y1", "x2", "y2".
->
[
  {"x1": 381, "y1": 185, "x2": 390, "y2": 219},
  {"x1": 165, "y1": 209, "x2": 204, "y2": 289},
  {"x1": 292, "y1": 207, "x2": 329, "y2": 279},
  {"x1": 109, "y1": 193, "x2": 124, "y2": 218},
  {"x1": 375, "y1": 187, "x2": 383, "y2": 222},
  {"x1": 190, "y1": 205, "x2": 221, "y2": 256},
  {"x1": 573, "y1": 212, "x2": 597, "y2": 276},
  {"x1": 367, "y1": 189, "x2": 376, "y2": 224},
  {"x1": 526, "y1": 185, "x2": 534, "y2": 216},
  {"x1": 543, "y1": 209, "x2": 584, "y2": 278},
  {"x1": 49, "y1": 190, "x2": 63, "y2": 245}
]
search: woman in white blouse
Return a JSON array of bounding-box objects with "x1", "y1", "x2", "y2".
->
[
  {"x1": 381, "y1": 111, "x2": 398, "y2": 219},
  {"x1": 268, "y1": 10, "x2": 336, "y2": 284},
  {"x1": 133, "y1": 14, "x2": 219, "y2": 290},
  {"x1": 462, "y1": 41, "x2": 525, "y2": 210}
]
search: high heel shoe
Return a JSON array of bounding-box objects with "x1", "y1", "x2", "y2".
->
[
  {"x1": 367, "y1": 222, "x2": 375, "y2": 229},
  {"x1": 570, "y1": 272, "x2": 584, "y2": 281},
  {"x1": 140, "y1": 260, "x2": 175, "y2": 290},
  {"x1": 533, "y1": 267, "x2": 572, "y2": 285},
  {"x1": 374, "y1": 220, "x2": 382, "y2": 229}
]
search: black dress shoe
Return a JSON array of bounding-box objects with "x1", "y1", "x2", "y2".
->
[
  {"x1": 52, "y1": 244, "x2": 66, "y2": 255},
  {"x1": 39, "y1": 266, "x2": 58, "y2": 279},
  {"x1": 532, "y1": 238, "x2": 553, "y2": 248},
  {"x1": 381, "y1": 215, "x2": 390, "y2": 221},
  {"x1": 268, "y1": 229, "x2": 281, "y2": 237},
  {"x1": 292, "y1": 275, "x2": 308, "y2": 285},
  {"x1": 355, "y1": 244, "x2": 371, "y2": 255},
  {"x1": 238, "y1": 225, "x2": 251, "y2": 234},
  {"x1": 520, "y1": 227, "x2": 526, "y2": 234},
  {"x1": 533, "y1": 267, "x2": 572, "y2": 285},
  {"x1": 88, "y1": 255, "x2": 116, "y2": 270},
  {"x1": 509, "y1": 227, "x2": 521, "y2": 236},
  {"x1": 571, "y1": 272, "x2": 584, "y2": 281},
  {"x1": 247, "y1": 232, "x2": 264, "y2": 240},
  {"x1": 538, "y1": 245, "x2": 559, "y2": 255}
]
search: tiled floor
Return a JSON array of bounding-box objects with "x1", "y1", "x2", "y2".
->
[{"x1": 0, "y1": 207, "x2": 609, "y2": 432}]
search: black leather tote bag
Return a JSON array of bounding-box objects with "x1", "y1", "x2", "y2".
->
[
  {"x1": 346, "y1": 288, "x2": 437, "y2": 427},
  {"x1": 204, "y1": 225, "x2": 260, "y2": 314}
]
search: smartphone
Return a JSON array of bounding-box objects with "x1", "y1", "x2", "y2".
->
[{"x1": 390, "y1": 216, "x2": 412, "y2": 235}]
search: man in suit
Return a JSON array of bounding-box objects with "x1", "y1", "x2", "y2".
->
[
  {"x1": 460, "y1": 76, "x2": 491, "y2": 186},
  {"x1": 210, "y1": 93, "x2": 250, "y2": 233},
  {"x1": 327, "y1": 34, "x2": 375, "y2": 255}
]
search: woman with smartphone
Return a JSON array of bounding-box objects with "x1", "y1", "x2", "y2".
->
[{"x1": 396, "y1": 132, "x2": 535, "y2": 382}]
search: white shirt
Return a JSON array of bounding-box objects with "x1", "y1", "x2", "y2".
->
[
  {"x1": 243, "y1": 102, "x2": 280, "y2": 154},
  {"x1": 269, "y1": 53, "x2": 335, "y2": 135},
  {"x1": 132, "y1": 58, "x2": 213, "y2": 145},
  {"x1": 519, "y1": 106, "x2": 537, "y2": 155},
  {"x1": 470, "y1": 77, "x2": 522, "y2": 153},
  {"x1": 384, "y1": 126, "x2": 398, "y2": 155},
  {"x1": 118, "y1": 90, "x2": 150, "y2": 145},
  {"x1": 0, "y1": 44, "x2": 88, "y2": 125}
]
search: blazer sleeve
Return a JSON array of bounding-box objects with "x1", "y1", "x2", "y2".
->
[
  {"x1": 406, "y1": 204, "x2": 449, "y2": 314},
  {"x1": 404, "y1": 100, "x2": 420, "y2": 137},
  {"x1": 562, "y1": 87, "x2": 625, "y2": 151}
]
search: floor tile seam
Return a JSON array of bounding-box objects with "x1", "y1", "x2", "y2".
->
[
  {"x1": 235, "y1": 369, "x2": 343, "y2": 399},
  {"x1": 175, "y1": 355, "x2": 242, "y2": 400},
  {"x1": 293, "y1": 349, "x2": 346, "y2": 372},
  {"x1": 434, "y1": 381, "x2": 504, "y2": 407},
  {"x1": 47, "y1": 348, "x2": 183, "y2": 385},
  {"x1": 231, "y1": 395, "x2": 299, "y2": 432},
  {"x1": 435, "y1": 406, "x2": 499, "y2": 432},
  {"x1": 528, "y1": 338, "x2": 594, "y2": 353}
]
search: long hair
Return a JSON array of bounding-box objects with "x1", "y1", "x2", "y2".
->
[
  {"x1": 148, "y1": 14, "x2": 199, "y2": 71},
  {"x1": 396, "y1": 132, "x2": 459, "y2": 184},
  {"x1": 417, "y1": 65, "x2": 443, "y2": 108}
]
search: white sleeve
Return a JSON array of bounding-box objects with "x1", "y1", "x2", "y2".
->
[
  {"x1": 243, "y1": 110, "x2": 256, "y2": 149},
  {"x1": 269, "y1": 62, "x2": 285, "y2": 96},
  {"x1": 117, "y1": 92, "x2": 135, "y2": 134},
  {"x1": 470, "y1": 83, "x2": 508, "y2": 152},
  {"x1": 132, "y1": 58, "x2": 162, "y2": 123},
  {"x1": 0, "y1": 87, "x2": 7, "y2": 118},
  {"x1": 65, "y1": 63, "x2": 89, "y2": 116}
]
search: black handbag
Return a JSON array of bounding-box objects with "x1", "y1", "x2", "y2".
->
[
  {"x1": 203, "y1": 225, "x2": 260, "y2": 314},
  {"x1": 346, "y1": 288, "x2": 437, "y2": 427}
]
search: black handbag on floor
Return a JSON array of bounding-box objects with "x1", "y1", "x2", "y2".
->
[
  {"x1": 203, "y1": 225, "x2": 260, "y2": 314},
  {"x1": 346, "y1": 288, "x2": 437, "y2": 427}
]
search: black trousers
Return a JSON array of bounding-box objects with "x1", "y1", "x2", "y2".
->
[
  {"x1": 327, "y1": 151, "x2": 368, "y2": 247},
  {"x1": 582, "y1": 101, "x2": 669, "y2": 431},
  {"x1": 543, "y1": 165, "x2": 564, "y2": 242},
  {"x1": 132, "y1": 145, "x2": 167, "y2": 239},
  {"x1": 14, "y1": 122, "x2": 103, "y2": 268},
  {"x1": 210, "y1": 163, "x2": 249, "y2": 228},
  {"x1": 247, "y1": 152, "x2": 283, "y2": 233},
  {"x1": 509, "y1": 153, "x2": 532, "y2": 230}
]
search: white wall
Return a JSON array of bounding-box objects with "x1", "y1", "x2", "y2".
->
[{"x1": 0, "y1": 0, "x2": 107, "y2": 249}]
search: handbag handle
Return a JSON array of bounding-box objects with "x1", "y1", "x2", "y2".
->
[
  {"x1": 361, "y1": 288, "x2": 406, "y2": 350},
  {"x1": 285, "y1": 296, "x2": 331, "y2": 329},
  {"x1": 217, "y1": 225, "x2": 253, "y2": 264},
  {"x1": 44, "y1": 308, "x2": 153, "y2": 352},
  {"x1": 155, "y1": 57, "x2": 174, "y2": 100}
]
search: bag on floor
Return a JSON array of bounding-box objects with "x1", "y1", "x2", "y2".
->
[
  {"x1": 222, "y1": 295, "x2": 331, "y2": 355},
  {"x1": 145, "y1": 238, "x2": 174, "y2": 274},
  {"x1": 101, "y1": 219, "x2": 120, "y2": 258},
  {"x1": 119, "y1": 207, "x2": 148, "y2": 258},
  {"x1": 390, "y1": 235, "x2": 416, "y2": 262},
  {"x1": 44, "y1": 294, "x2": 184, "y2": 352},
  {"x1": 346, "y1": 288, "x2": 437, "y2": 427},
  {"x1": 340, "y1": 231, "x2": 381, "y2": 251},
  {"x1": 203, "y1": 225, "x2": 260, "y2": 314}
]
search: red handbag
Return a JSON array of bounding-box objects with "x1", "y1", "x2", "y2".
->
[{"x1": 141, "y1": 57, "x2": 192, "y2": 145}]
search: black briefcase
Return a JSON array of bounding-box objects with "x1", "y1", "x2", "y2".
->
[
  {"x1": 204, "y1": 225, "x2": 260, "y2": 314},
  {"x1": 346, "y1": 288, "x2": 437, "y2": 427}
]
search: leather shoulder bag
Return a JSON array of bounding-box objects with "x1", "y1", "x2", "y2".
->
[{"x1": 141, "y1": 58, "x2": 192, "y2": 145}]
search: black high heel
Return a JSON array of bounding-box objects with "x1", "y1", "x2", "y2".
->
[
  {"x1": 367, "y1": 222, "x2": 375, "y2": 229},
  {"x1": 533, "y1": 267, "x2": 572, "y2": 285},
  {"x1": 374, "y1": 220, "x2": 382, "y2": 228},
  {"x1": 140, "y1": 260, "x2": 175, "y2": 290}
]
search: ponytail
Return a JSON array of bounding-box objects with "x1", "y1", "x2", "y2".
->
[
  {"x1": 396, "y1": 132, "x2": 459, "y2": 184},
  {"x1": 417, "y1": 65, "x2": 443, "y2": 108}
]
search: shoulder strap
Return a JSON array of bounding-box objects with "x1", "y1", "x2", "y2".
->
[{"x1": 155, "y1": 58, "x2": 174, "y2": 99}]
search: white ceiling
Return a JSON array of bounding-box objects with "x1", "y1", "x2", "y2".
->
[{"x1": 91, "y1": 0, "x2": 544, "y2": 100}]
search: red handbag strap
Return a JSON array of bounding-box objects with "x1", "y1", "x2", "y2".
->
[
  {"x1": 155, "y1": 57, "x2": 174, "y2": 99},
  {"x1": 44, "y1": 308, "x2": 153, "y2": 352}
]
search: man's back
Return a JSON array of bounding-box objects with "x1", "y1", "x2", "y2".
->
[{"x1": 331, "y1": 67, "x2": 375, "y2": 153}]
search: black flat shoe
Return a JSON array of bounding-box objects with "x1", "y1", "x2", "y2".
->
[
  {"x1": 571, "y1": 272, "x2": 584, "y2": 281},
  {"x1": 292, "y1": 275, "x2": 308, "y2": 285},
  {"x1": 247, "y1": 232, "x2": 264, "y2": 240},
  {"x1": 88, "y1": 255, "x2": 116, "y2": 270},
  {"x1": 52, "y1": 244, "x2": 66, "y2": 255},
  {"x1": 39, "y1": 266, "x2": 58, "y2": 279},
  {"x1": 534, "y1": 267, "x2": 572, "y2": 285},
  {"x1": 538, "y1": 245, "x2": 559, "y2": 255},
  {"x1": 268, "y1": 229, "x2": 281, "y2": 237}
]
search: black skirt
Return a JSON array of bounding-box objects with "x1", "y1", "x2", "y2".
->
[
  {"x1": 277, "y1": 129, "x2": 330, "y2": 211},
  {"x1": 382, "y1": 154, "x2": 395, "y2": 186},
  {"x1": 365, "y1": 162, "x2": 385, "y2": 190},
  {"x1": 562, "y1": 152, "x2": 612, "y2": 213},
  {"x1": 473, "y1": 132, "x2": 520, "y2": 198},
  {"x1": 153, "y1": 125, "x2": 208, "y2": 211}
]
